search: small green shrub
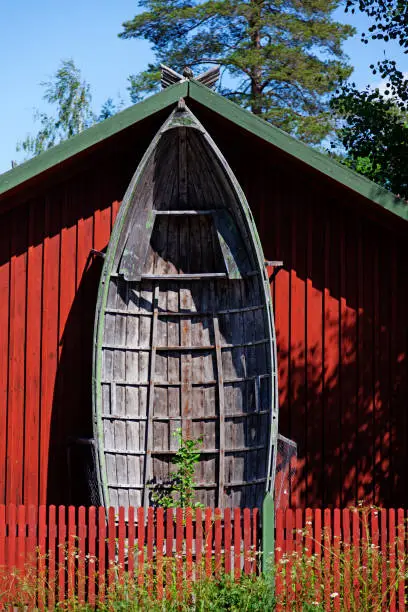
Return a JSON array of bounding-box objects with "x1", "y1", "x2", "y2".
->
[
  {"x1": 191, "y1": 574, "x2": 275, "y2": 612},
  {"x1": 152, "y1": 428, "x2": 204, "y2": 509}
]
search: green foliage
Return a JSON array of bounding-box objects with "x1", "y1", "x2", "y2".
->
[
  {"x1": 0, "y1": 563, "x2": 275, "y2": 611},
  {"x1": 137, "y1": 573, "x2": 275, "y2": 611},
  {"x1": 344, "y1": 1, "x2": 408, "y2": 101},
  {"x1": 187, "y1": 573, "x2": 275, "y2": 611},
  {"x1": 331, "y1": 85, "x2": 408, "y2": 198},
  {"x1": 345, "y1": 0, "x2": 408, "y2": 50},
  {"x1": 98, "y1": 97, "x2": 125, "y2": 122},
  {"x1": 120, "y1": 0, "x2": 354, "y2": 143},
  {"x1": 332, "y1": 0, "x2": 408, "y2": 198},
  {"x1": 152, "y1": 428, "x2": 204, "y2": 509},
  {"x1": 17, "y1": 60, "x2": 123, "y2": 160},
  {"x1": 17, "y1": 59, "x2": 95, "y2": 158}
]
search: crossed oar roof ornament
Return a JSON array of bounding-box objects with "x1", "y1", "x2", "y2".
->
[{"x1": 160, "y1": 64, "x2": 220, "y2": 89}]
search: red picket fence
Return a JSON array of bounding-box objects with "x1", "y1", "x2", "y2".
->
[
  {"x1": 0, "y1": 505, "x2": 259, "y2": 607},
  {"x1": 0, "y1": 506, "x2": 407, "y2": 608},
  {"x1": 275, "y1": 507, "x2": 407, "y2": 611}
]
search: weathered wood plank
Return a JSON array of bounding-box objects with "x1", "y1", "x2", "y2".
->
[
  {"x1": 105, "y1": 445, "x2": 265, "y2": 455},
  {"x1": 180, "y1": 246, "x2": 193, "y2": 443},
  {"x1": 93, "y1": 102, "x2": 277, "y2": 510},
  {"x1": 125, "y1": 281, "x2": 140, "y2": 507},
  {"x1": 108, "y1": 477, "x2": 267, "y2": 489},
  {"x1": 143, "y1": 283, "x2": 159, "y2": 509},
  {"x1": 166, "y1": 270, "x2": 181, "y2": 462},
  {"x1": 101, "y1": 411, "x2": 269, "y2": 423},
  {"x1": 112, "y1": 280, "x2": 129, "y2": 507},
  {"x1": 101, "y1": 339, "x2": 269, "y2": 351},
  {"x1": 155, "y1": 210, "x2": 216, "y2": 215},
  {"x1": 119, "y1": 209, "x2": 155, "y2": 281},
  {"x1": 105, "y1": 304, "x2": 265, "y2": 316},
  {"x1": 152, "y1": 218, "x2": 169, "y2": 471},
  {"x1": 140, "y1": 273, "x2": 228, "y2": 280},
  {"x1": 213, "y1": 315, "x2": 225, "y2": 508}
]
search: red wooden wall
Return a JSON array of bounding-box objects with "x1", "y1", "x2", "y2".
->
[{"x1": 0, "y1": 100, "x2": 407, "y2": 508}]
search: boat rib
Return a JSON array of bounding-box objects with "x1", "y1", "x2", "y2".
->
[{"x1": 92, "y1": 100, "x2": 279, "y2": 511}]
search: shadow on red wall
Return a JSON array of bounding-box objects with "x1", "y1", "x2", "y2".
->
[
  {"x1": 39, "y1": 106, "x2": 408, "y2": 508},
  {"x1": 46, "y1": 220, "x2": 408, "y2": 508},
  {"x1": 47, "y1": 251, "x2": 104, "y2": 505}
]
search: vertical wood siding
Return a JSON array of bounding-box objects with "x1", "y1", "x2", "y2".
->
[{"x1": 0, "y1": 105, "x2": 407, "y2": 507}]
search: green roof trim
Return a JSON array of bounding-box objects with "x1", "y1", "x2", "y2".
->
[
  {"x1": 1, "y1": 77, "x2": 407, "y2": 225},
  {"x1": 189, "y1": 80, "x2": 408, "y2": 223},
  {"x1": 0, "y1": 81, "x2": 188, "y2": 198}
]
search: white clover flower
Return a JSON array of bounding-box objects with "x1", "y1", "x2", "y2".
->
[{"x1": 330, "y1": 592, "x2": 339, "y2": 599}]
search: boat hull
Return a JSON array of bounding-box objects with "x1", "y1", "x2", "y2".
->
[{"x1": 92, "y1": 102, "x2": 279, "y2": 510}]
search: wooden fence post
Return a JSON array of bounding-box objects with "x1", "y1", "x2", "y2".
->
[{"x1": 262, "y1": 491, "x2": 274, "y2": 574}]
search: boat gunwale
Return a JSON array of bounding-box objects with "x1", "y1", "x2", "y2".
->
[{"x1": 92, "y1": 102, "x2": 279, "y2": 509}]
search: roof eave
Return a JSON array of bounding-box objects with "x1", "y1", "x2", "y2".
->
[
  {"x1": 188, "y1": 80, "x2": 408, "y2": 224},
  {"x1": 1, "y1": 77, "x2": 406, "y2": 226},
  {"x1": 0, "y1": 81, "x2": 188, "y2": 200}
]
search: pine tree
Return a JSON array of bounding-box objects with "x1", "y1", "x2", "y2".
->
[{"x1": 120, "y1": 0, "x2": 354, "y2": 143}]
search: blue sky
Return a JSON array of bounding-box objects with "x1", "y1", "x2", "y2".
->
[{"x1": 0, "y1": 1, "x2": 406, "y2": 175}]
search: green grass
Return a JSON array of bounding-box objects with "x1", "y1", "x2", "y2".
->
[
  {"x1": 0, "y1": 509, "x2": 406, "y2": 610},
  {"x1": 0, "y1": 561, "x2": 275, "y2": 611}
]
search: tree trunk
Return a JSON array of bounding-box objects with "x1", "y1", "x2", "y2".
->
[{"x1": 249, "y1": 0, "x2": 263, "y2": 115}]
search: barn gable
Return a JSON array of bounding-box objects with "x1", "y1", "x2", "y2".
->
[
  {"x1": 1, "y1": 80, "x2": 407, "y2": 226},
  {"x1": 0, "y1": 82, "x2": 407, "y2": 507}
]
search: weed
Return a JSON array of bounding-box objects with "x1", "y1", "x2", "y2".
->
[{"x1": 152, "y1": 429, "x2": 204, "y2": 509}]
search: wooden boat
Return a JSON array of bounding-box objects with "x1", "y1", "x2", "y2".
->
[{"x1": 92, "y1": 99, "x2": 279, "y2": 510}]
